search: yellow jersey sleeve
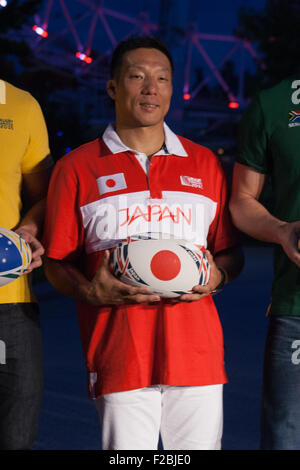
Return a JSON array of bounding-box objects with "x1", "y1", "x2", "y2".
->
[{"x1": 21, "y1": 95, "x2": 51, "y2": 174}]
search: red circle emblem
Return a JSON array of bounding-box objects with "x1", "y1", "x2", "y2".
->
[
  {"x1": 106, "y1": 178, "x2": 116, "y2": 188},
  {"x1": 150, "y1": 250, "x2": 181, "y2": 281}
]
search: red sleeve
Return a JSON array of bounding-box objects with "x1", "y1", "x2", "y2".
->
[
  {"x1": 42, "y1": 158, "x2": 84, "y2": 261},
  {"x1": 207, "y1": 161, "x2": 240, "y2": 254}
]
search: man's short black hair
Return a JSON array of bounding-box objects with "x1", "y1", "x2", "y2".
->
[{"x1": 110, "y1": 36, "x2": 174, "y2": 80}]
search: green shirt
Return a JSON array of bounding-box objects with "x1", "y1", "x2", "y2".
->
[{"x1": 237, "y1": 75, "x2": 300, "y2": 316}]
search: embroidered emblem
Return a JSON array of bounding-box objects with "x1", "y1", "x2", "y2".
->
[
  {"x1": 180, "y1": 175, "x2": 203, "y2": 189},
  {"x1": 289, "y1": 110, "x2": 300, "y2": 128}
]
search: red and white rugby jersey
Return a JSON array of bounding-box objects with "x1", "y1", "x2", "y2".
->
[{"x1": 43, "y1": 123, "x2": 239, "y2": 398}]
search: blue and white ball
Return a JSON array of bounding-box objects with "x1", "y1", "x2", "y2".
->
[
  {"x1": 0, "y1": 227, "x2": 32, "y2": 287},
  {"x1": 109, "y1": 233, "x2": 211, "y2": 298}
]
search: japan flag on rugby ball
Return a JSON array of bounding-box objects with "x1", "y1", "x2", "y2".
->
[
  {"x1": 109, "y1": 234, "x2": 211, "y2": 298},
  {"x1": 97, "y1": 173, "x2": 127, "y2": 195}
]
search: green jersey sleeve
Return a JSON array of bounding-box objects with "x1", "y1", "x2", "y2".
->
[{"x1": 237, "y1": 94, "x2": 271, "y2": 175}]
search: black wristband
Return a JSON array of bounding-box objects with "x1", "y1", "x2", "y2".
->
[{"x1": 210, "y1": 268, "x2": 227, "y2": 295}]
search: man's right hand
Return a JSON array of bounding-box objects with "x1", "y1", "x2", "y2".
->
[
  {"x1": 277, "y1": 221, "x2": 300, "y2": 268},
  {"x1": 84, "y1": 250, "x2": 161, "y2": 306}
]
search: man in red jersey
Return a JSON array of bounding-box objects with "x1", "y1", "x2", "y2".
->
[{"x1": 43, "y1": 36, "x2": 243, "y2": 450}]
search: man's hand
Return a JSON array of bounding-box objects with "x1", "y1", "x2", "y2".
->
[
  {"x1": 277, "y1": 221, "x2": 300, "y2": 268},
  {"x1": 171, "y1": 250, "x2": 224, "y2": 303},
  {"x1": 15, "y1": 226, "x2": 44, "y2": 273},
  {"x1": 81, "y1": 250, "x2": 162, "y2": 306},
  {"x1": 45, "y1": 246, "x2": 243, "y2": 307},
  {"x1": 230, "y1": 163, "x2": 300, "y2": 269}
]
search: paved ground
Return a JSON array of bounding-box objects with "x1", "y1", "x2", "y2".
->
[{"x1": 34, "y1": 245, "x2": 273, "y2": 450}]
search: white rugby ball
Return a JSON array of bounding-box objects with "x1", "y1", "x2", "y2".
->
[
  {"x1": 0, "y1": 227, "x2": 32, "y2": 287},
  {"x1": 109, "y1": 234, "x2": 211, "y2": 298}
]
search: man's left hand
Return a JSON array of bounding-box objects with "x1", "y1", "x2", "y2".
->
[
  {"x1": 175, "y1": 250, "x2": 224, "y2": 302},
  {"x1": 15, "y1": 226, "x2": 45, "y2": 273}
]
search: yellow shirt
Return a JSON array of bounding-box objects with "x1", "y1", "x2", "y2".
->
[{"x1": 0, "y1": 80, "x2": 50, "y2": 303}]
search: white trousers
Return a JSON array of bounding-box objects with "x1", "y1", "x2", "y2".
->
[{"x1": 95, "y1": 384, "x2": 223, "y2": 450}]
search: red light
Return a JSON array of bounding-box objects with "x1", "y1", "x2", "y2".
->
[
  {"x1": 32, "y1": 25, "x2": 48, "y2": 38},
  {"x1": 183, "y1": 93, "x2": 191, "y2": 101},
  {"x1": 228, "y1": 101, "x2": 239, "y2": 109},
  {"x1": 76, "y1": 52, "x2": 92, "y2": 64}
]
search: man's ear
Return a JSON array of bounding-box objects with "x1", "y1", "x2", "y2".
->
[{"x1": 106, "y1": 80, "x2": 116, "y2": 100}]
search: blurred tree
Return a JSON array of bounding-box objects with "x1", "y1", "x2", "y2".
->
[{"x1": 235, "y1": 0, "x2": 300, "y2": 87}]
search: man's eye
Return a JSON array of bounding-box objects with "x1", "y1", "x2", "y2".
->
[
  {"x1": 159, "y1": 77, "x2": 168, "y2": 81},
  {"x1": 130, "y1": 74, "x2": 143, "y2": 79}
]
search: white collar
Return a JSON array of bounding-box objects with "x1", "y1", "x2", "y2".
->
[{"x1": 102, "y1": 122, "x2": 188, "y2": 157}]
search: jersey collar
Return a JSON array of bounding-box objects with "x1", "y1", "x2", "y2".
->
[{"x1": 102, "y1": 122, "x2": 188, "y2": 157}]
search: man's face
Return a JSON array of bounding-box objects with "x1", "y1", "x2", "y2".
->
[{"x1": 107, "y1": 47, "x2": 173, "y2": 129}]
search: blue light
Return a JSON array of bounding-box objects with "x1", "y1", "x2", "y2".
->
[
  {"x1": 57, "y1": 131, "x2": 63, "y2": 136},
  {"x1": 65, "y1": 147, "x2": 72, "y2": 153}
]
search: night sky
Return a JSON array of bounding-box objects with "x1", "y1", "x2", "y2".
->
[
  {"x1": 31, "y1": 0, "x2": 267, "y2": 56},
  {"x1": 27, "y1": 0, "x2": 267, "y2": 91},
  {"x1": 192, "y1": 0, "x2": 266, "y2": 33}
]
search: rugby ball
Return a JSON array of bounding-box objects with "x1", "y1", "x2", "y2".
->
[
  {"x1": 0, "y1": 227, "x2": 32, "y2": 287},
  {"x1": 109, "y1": 234, "x2": 211, "y2": 298}
]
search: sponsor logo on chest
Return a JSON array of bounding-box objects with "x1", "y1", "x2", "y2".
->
[{"x1": 0, "y1": 119, "x2": 13, "y2": 130}]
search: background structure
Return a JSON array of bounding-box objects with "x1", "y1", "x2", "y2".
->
[
  {"x1": 4, "y1": 0, "x2": 297, "y2": 450},
  {"x1": 1, "y1": 0, "x2": 268, "y2": 160}
]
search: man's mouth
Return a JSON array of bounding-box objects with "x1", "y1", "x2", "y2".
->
[{"x1": 140, "y1": 103, "x2": 159, "y2": 110}]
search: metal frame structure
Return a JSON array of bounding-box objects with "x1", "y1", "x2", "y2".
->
[
  {"x1": 7, "y1": 1, "x2": 261, "y2": 96},
  {"x1": 183, "y1": 28, "x2": 262, "y2": 108},
  {"x1": 28, "y1": 0, "x2": 159, "y2": 87},
  {"x1": 2, "y1": 0, "x2": 264, "y2": 144}
]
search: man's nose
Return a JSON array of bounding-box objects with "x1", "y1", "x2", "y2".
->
[{"x1": 142, "y1": 76, "x2": 157, "y2": 94}]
